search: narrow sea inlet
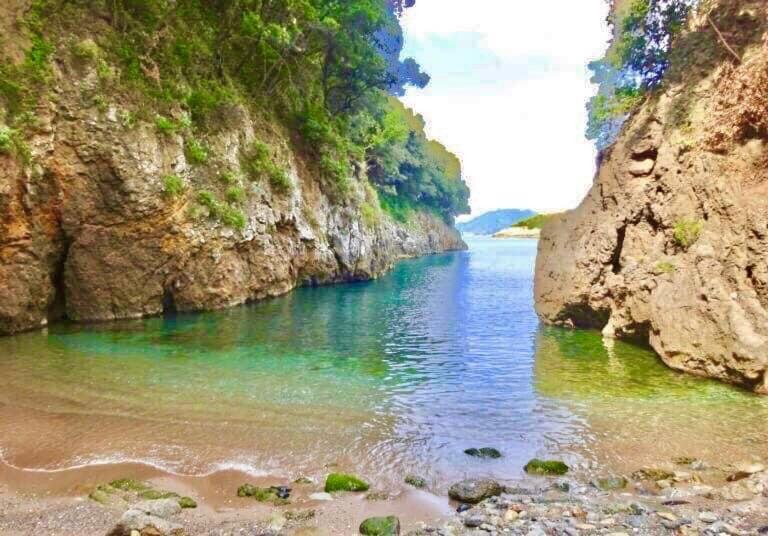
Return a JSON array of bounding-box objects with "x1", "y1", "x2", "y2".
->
[{"x1": 1, "y1": 237, "x2": 767, "y2": 494}]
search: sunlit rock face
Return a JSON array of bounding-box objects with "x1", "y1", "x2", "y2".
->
[
  {"x1": 0, "y1": 54, "x2": 464, "y2": 336},
  {"x1": 535, "y1": 1, "x2": 768, "y2": 393}
]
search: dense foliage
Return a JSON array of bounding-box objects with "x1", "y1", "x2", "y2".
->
[
  {"x1": 0, "y1": 0, "x2": 469, "y2": 221},
  {"x1": 587, "y1": 0, "x2": 697, "y2": 148}
]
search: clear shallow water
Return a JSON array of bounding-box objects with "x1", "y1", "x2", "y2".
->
[{"x1": 1, "y1": 236, "x2": 767, "y2": 490}]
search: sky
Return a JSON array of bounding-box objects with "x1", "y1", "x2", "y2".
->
[{"x1": 400, "y1": 0, "x2": 611, "y2": 218}]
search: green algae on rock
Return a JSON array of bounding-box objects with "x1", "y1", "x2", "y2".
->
[
  {"x1": 464, "y1": 447, "x2": 502, "y2": 459},
  {"x1": 594, "y1": 477, "x2": 628, "y2": 491},
  {"x1": 178, "y1": 496, "x2": 197, "y2": 509},
  {"x1": 324, "y1": 473, "x2": 370, "y2": 493},
  {"x1": 404, "y1": 475, "x2": 427, "y2": 488},
  {"x1": 524, "y1": 459, "x2": 569, "y2": 476},
  {"x1": 237, "y1": 484, "x2": 290, "y2": 504},
  {"x1": 359, "y1": 516, "x2": 400, "y2": 535}
]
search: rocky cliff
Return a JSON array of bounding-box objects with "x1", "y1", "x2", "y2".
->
[
  {"x1": 535, "y1": 1, "x2": 768, "y2": 393},
  {"x1": 0, "y1": 3, "x2": 465, "y2": 336}
]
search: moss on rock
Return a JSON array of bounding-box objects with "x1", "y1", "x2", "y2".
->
[
  {"x1": 237, "y1": 484, "x2": 290, "y2": 505},
  {"x1": 524, "y1": 459, "x2": 569, "y2": 476},
  {"x1": 359, "y1": 516, "x2": 400, "y2": 535},
  {"x1": 178, "y1": 496, "x2": 197, "y2": 509},
  {"x1": 109, "y1": 478, "x2": 150, "y2": 492},
  {"x1": 404, "y1": 475, "x2": 427, "y2": 488},
  {"x1": 464, "y1": 447, "x2": 502, "y2": 459},
  {"x1": 324, "y1": 473, "x2": 369, "y2": 493}
]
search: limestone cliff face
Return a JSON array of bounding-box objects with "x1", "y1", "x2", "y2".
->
[
  {"x1": 0, "y1": 48, "x2": 464, "y2": 336},
  {"x1": 535, "y1": 1, "x2": 768, "y2": 393}
]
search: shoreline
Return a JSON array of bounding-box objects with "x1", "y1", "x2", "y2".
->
[{"x1": 3, "y1": 455, "x2": 768, "y2": 535}]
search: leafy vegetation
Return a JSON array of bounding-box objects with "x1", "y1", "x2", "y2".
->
[
  {"x1": 513, "y1": 213, "x2": 557, "y2": 230},
  {"x1": 1, "y1": 0, "x2": 469, "y2": 220},
  {"x1": 587, "y1": 0, "x2": 698, "y2": 148},
  {"x1": 672, "y1": 219, "x2": 703, "y2": 249},
  {"x1": 162, "y1": 174, "x2": 185, "y2": 198},
  {"x1": 185, "y1": 138, "x2": 209, "y2": 165}
]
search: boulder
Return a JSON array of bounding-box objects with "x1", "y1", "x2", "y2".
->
[{"x1": 448, "y1": 479, "x2": 503, "y2": 504}]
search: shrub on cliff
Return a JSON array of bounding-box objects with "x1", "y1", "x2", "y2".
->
[{"x1": 587, "y1": 0, "x2": 698, "y2": 149}]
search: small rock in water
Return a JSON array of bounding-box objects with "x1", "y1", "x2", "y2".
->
[
  {"x1": 464, "y1": 447, "x2": 502, "y2": 459},
  {"x1": 524, "y1": 459, "x2": 569, "y2": 476},
  {"x1": 404, "y1": 475, "x2": 427, "y2": 488},
  {"x1": 309, "y1": 492, "x2": 333, "y2": 502},
  {"x1": 285, "y1": 509, "x2": 316, "y2": 523},
  {"x1": 365, "y1": 491, "x2": 391, "y2": 501},
  {"x1": 456, "y1": 503, "x2": 472, "y2": 513},
  {"x1": 132, "y1": 498, "x2": 182, "y2": 519},
  {"x1": 177, "y1": 496, "x2": 197, "y2": 509},
  {"x1": 593, "y1": 477, "x2": 628, "y2": 491},
  {"x1": 359, "y1": 515, "x2": 400, "y2": 535},
  {"x1": 294, "y1": 476, "x2": 315, "y2": 485},
  {"x1": 272, "y1": 486, "x2": 291, "y2": 499},
  {"x1": 448, "y1": 479, "x2": 503, "y2": 504},
  {"x1": 324, "y1": 473, "x2": 370, "y2": 493},
  {"x1": 236, "y1": 484, "x2": 290, "y2": 504}
]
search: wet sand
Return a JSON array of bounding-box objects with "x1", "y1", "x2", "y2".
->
[{"x1": 0, "y1": 459, "x2": 454, "y2": 535}]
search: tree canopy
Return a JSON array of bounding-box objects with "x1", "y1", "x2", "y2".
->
[
  {"x1": 14, "y1": 0, "x2": 468, "y2": 220},
  {"x1": 586, "y1": 0, "x2": 697, "y2": 149}
]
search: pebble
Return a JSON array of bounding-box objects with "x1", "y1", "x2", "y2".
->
[
  {"x1": 657, "y1": 512, "x2": 677, "y2": 521},
  {"x1": 699, "y1": 511, "x2": 718, "y2": 523},
  {"x1": 308, "y1": 492, "x2": 333, "y2": 501}
]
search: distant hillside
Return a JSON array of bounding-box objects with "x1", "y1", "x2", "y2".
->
[
  {"x1": 512, "y1": 213, "x2": 561, "y2": 230},
  {"x1": 457, "y1": 209, "x2": 536, "y2": 235}
]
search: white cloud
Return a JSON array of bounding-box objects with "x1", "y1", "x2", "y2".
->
[
  {"x1": 400, "y1": 0, "x2": 611, "y2": 217},
  {"x1": 402, "y1": 0, "x2": 609, "y2": 66}
]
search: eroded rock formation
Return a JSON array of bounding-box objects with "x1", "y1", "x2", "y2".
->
[
  {"x1": 0, "y1": 35, "x2": 464, "y2": 336},
  {"x1": 535, "y1": 1, "x2": 768, "y2": 393}
]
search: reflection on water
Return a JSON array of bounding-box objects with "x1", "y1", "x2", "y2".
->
[{"x1": 0, "y1": 237, "x2": 766, "y2": 491}]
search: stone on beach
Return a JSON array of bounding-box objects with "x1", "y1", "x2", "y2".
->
[
  {"x1": 324, "y1": 473, "x2": 370, "y2": 492},
  {"x1": 359, "y1": 516, "x2": 400, "y2": 535},
  {"x1": 448, "y1": 479, "x2": 503, "y2": 503},
  {"x1": 524, "y1": 459, "x2": 569, "y2": 476}
]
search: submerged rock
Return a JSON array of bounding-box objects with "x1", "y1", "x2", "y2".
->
[
  {"x1": 448, "y1": 479, "x2": 503, "y2": 504},
  {"x1": 324, "y1": 473, "x2": 370, "y2": 492},
  {"x1": 594, "y1": 477, "x2": 628, "y2": 491},
  {"x1": 404, "y1": 475, "x2": 427, "y2": 488},
  {"x1": 464, "y1": 448, "x2": 502, "y2": 459},
  {"x1": 524, "y1": 459, "x2": 569, "y2": 476},
  {"x1": 359, "y1": 516, "x2": 400, "y2": 535},
  {"x1": 237, "y1": 484, "x2": 290, "y2": 504}
]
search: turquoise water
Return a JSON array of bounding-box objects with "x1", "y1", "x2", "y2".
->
[{"x1": 1, "y1": 236, "x2": 767, "y2": 489}]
